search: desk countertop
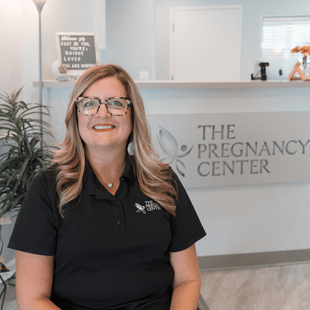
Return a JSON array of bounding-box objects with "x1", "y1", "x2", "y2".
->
[{"x1": 33, "y1": 80, "x2": 310, "y2": 90}]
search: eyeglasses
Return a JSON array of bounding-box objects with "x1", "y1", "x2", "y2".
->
[{"x1": 75, "y1": 96, "x2": 132, "y2": 116}]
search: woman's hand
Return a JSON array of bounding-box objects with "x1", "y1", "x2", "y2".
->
[
  {"x1": 15, "y1": 250, "x2": 61, "y2": 310},
  {"x1": 169, "y1": 244, "x2": 201, "y2": 310}
]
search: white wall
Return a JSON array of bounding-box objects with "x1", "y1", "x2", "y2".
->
[
  {"x1": 0, "y1": 0, "x2": 23, "y2": 93},
  {"x1": 101, "y1": 0, "x2": 155, "y2": 80}
]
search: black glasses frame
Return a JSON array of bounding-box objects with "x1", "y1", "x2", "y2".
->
[{"x1": 76, "y1": 96, "x2": 132, "y2": 116}]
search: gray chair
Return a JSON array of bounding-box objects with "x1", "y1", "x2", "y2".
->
[{"x1": 198, "y1": 293, "x2": 210, "y2": 310}]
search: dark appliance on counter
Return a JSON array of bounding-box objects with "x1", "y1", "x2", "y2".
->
[{"x1": 251, "y1": 62, "x2": 269, "y2": 81}]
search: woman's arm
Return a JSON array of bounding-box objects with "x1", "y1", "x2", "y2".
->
[
  {"x1": 15, "y1": 250, "x2": 61, "y2": 310},
  {"x1": 169, "y1": 244, "x2": 201, "y2": 310}
]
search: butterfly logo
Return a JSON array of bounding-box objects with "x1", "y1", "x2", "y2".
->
[
  {"x1": 157, "y1": 127, "x2": 193, "y2": 177},
  {"x1": 135, "y1": 203, "x2": 146, "y2": 214}
]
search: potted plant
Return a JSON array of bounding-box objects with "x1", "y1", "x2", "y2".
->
[{"x1": 0, "y1": 87, "x2": 54, "y2": 253}]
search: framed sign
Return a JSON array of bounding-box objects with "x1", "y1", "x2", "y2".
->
[{"x1": 56, "y1": 32, "x2": 99, "y2": 75}]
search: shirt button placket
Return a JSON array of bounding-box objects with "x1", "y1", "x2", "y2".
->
[{"x1": 114, "y1": 199, "x2": 125, "y2": 234}]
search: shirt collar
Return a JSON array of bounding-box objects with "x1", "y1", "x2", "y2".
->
[{"x1": 81, "y1": 154, "x2": 135, "y2": 197}]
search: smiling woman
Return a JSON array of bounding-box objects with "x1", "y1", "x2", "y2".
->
[
  {"x1": 8, "y1": 64, "x2": 206, "y2": 310},
  {"x1": 77, "y1": 77, "x2": 133, "y2": 164}
]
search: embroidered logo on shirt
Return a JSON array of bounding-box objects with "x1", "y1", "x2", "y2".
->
[
  {"x1": 135, "y1": 203, "x2": 146, "y2": 214},
  {"x1": 135, "y1": 201, "x2": 162, "y2": 214}
]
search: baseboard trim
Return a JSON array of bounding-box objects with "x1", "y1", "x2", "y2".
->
[{"x1": 198, "y1": 249, "x2": 310, "y2": 271}]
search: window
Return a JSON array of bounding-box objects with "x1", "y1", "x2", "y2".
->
[{"x1": 260, "y1": 16, "x2": 310, "y2": 59}]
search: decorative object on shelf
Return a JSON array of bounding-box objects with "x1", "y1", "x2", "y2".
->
[
  {"x1": 58, "y1": 63, "x2": 69, "y2": 82},
  {"x1": 57, "y1": 74, "x2": 69, "y2": 82},
  {"x1": 251, "y1": 62, "x2": 269, "y2": 81},
  {"x1": 58, "y1": 63, "x2": 67, "y2": 73},
  {"x1": 0, "y1": 88, "x2": 54, "y2": 252},
  {"x1": 288, "y1": 46, "x2": 310, "y2": 81},
  {"x1": 51, "y1": 59, "x2": 60, "y2": 78},
  {"x1": 51, "y1": 60, "x2": 69, "y2": 81}
]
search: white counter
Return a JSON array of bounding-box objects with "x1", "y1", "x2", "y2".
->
[{"x1": 33, "y1": 80, "x2": 310, "y2": 89}]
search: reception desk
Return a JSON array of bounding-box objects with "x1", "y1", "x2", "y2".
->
[{"x1": 32, "y1": 79, "x2": 310, "y2": 268}]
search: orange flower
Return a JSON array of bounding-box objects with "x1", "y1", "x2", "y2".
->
[
  {"x1": 304, "y1": 46, "x2": 310, "y2": 55},
  {"x1": 291, "y1": 46, "x2": 300, "y2": 53},
  {"x1": 291, "y1": 45, "x2": 310, "y2": 56}
]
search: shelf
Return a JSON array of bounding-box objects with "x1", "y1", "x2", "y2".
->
[
  {"x1": 135, "y1": 80, "x2": 310, "y2": 89},
  {"x1": 33, "y1": 79, "x2": 310, "y2": 90}
]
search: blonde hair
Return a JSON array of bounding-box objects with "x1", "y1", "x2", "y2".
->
[{"x1": 53, "y1": 64, "x2": 177, "y2": 216}]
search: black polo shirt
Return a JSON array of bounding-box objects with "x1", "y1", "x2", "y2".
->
[{"x1": 8, "y1": 156, "x2": 206, "y2": 310}]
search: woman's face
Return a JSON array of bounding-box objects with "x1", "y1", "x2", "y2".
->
[{"x1": 77, "y1": 76, "x2": 132, "y2": 155}]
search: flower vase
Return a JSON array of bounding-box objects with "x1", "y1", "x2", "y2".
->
[{"x1": 302, "y1": 56, "x2": 310, "y2": 77}]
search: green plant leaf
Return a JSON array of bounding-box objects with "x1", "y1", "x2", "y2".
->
[{"x1": 0, "y1": 87, "x2": 55, "y2": 224}]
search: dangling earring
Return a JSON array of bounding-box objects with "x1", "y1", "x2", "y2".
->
[{"x1": 127, "y1": 136, "x2": 135, "y2": 156}]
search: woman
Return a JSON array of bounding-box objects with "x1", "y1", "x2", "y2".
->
[{"x1": 9, "y1": 64, "x2": 206, "y2": 310}]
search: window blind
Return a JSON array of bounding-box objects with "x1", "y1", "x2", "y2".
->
[{"x1": 261, "y1": 16, "x2": 310, "y2": 59}]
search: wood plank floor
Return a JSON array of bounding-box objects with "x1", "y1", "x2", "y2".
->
[
  {"x1": 200, "y1": 263, "x2": 310, "y2": 310},
  {"x1": 2, "y1": 263, "x2": 310, "y2": 309}
]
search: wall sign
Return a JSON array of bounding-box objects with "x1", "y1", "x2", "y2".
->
[
  {"x1": 147, "y1": 112, "x2": 310, "y2": 188},
  {"x1": 56, "y1": 32, "x2": 99, "y2": 75}
]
